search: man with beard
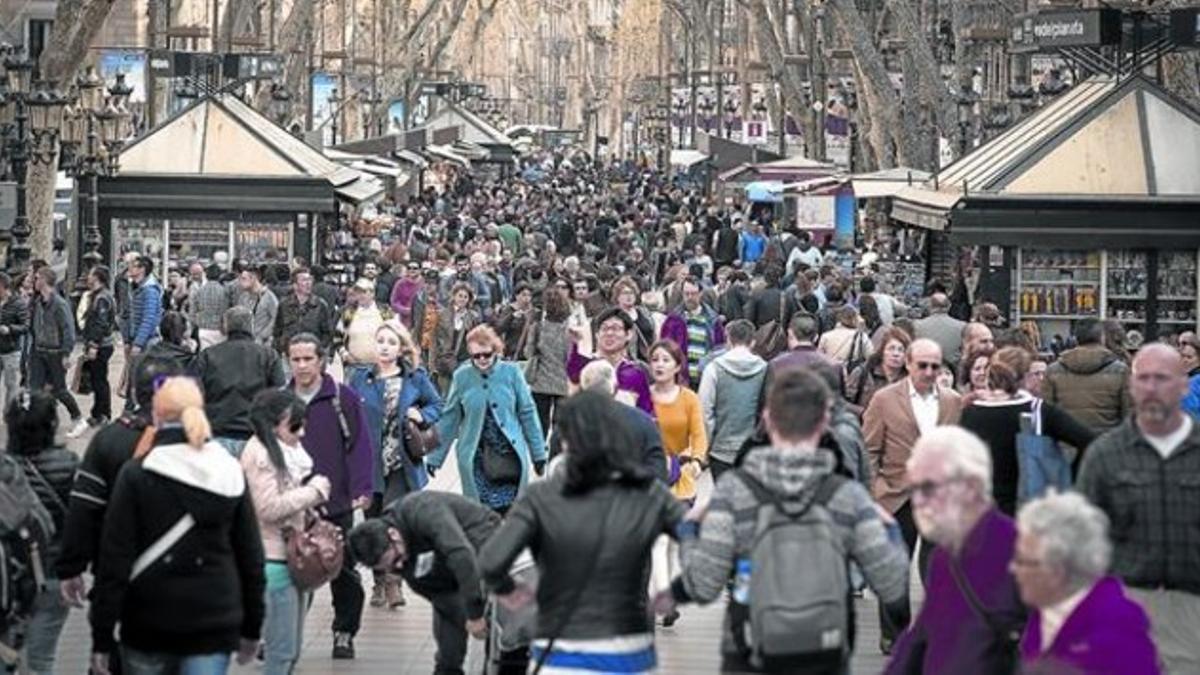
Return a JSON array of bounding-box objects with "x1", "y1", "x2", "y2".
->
[
  {"x1": 884, "y1": 427, "x2": 1026, "y2": 674},
  {"x1": 1077, "y1": 344, "x2": 1200, "y2": 672}
]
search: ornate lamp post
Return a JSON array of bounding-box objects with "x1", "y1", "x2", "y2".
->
[
  {"x1": 62, "y1": 68, "x2": 131, "y2": 287},
  {"x1": 1, "y1": 45, "x2": 36, "y2": 274}
]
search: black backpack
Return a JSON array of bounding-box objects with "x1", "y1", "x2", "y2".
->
[{"x1": 0, "y1": 456, "x2": 53, "y2": 648}]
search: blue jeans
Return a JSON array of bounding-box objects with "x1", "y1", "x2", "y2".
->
[
  {"x1": 213, "y1": 437, "x2": 248, "y2": 458},
  {"x1": 22, "y1": 579, "x2": 69, "y2": 674},
  {"x1": 263, "y1": 580, "x2": 308, "y2": 674},
  {"x1": 120, "y1": 647, "x2": 231, "y2": 675}
]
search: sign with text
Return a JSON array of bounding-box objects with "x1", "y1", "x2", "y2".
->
[
  {"x1": 1011, "y1": 9, "x2": 1121, "y2": 53},
  {"x1": 745, "y1": 120, "x2": 766, "y2": 145}
]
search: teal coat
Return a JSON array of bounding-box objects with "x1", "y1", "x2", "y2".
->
[{"x1": 429, "y1": 360, "x2": 547, "y2": 500}]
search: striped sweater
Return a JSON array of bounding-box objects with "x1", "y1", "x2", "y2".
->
[{"x1": 672, "y1": 446, "x2": 909, "y2": 655}]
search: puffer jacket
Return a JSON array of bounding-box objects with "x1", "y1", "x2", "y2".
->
[
  {"x1": 18, "y1": 448, "x2": 79, "y2": 569},
  {"x1": 123, "y1": 275, "x2": 163, "y2": 349},
  {"x1": 1044, "y1": 345, "x2": 1132, "y2": 433},
  {"x1": 240, "y1": 436, "x2": 327, "y2": 560}
]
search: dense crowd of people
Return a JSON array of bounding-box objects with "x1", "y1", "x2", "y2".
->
[{"x1": 0, "y1": 153, "x2": 1195, "y2": 674}]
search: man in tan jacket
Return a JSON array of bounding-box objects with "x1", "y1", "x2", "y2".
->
[{"x1": 863, "y1": 337, "x2": 963, "y2": 652}]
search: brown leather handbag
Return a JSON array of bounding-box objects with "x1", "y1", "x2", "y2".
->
[
  {"x1": 284, "y1": 512, "x2": 344, "y2": 591},
  {"x1": 403, "y1": 419, "x2": 441, "y2": 462}
]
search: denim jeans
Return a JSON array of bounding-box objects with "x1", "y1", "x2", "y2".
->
[
  {"x1": 213, "y1": 437, "x2": 248, "y2": 458},
  {"x1": 0, "y1": 351, "x2": 19, "y2": 410},
  {"x1": 21, "y1": 579, "x2": 69, "y2": 674},
  {"x1": 263, "y1": 579, "x2": 308, "y2": 675},
  {"x1": 120, "y1": 647, "x2": 231, "y2": 675}
]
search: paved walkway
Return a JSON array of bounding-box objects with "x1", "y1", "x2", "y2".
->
[{"x1": 25, "y1": 349, "x2": 898, "y2": 674}]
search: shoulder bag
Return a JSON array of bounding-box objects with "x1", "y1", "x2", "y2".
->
[
  {"x1": 947, "y1": 557, "x2": 1020, "y2": 674},
  {"x1": 284, "y1": 509, "x2": 344, "y2": 591}
]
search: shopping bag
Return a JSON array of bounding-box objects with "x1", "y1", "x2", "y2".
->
[{"x1": 1016, "y1": 399, "x2": 1071, "y2": 505}]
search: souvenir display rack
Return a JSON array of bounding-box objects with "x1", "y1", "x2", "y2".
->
[{"x1": 1017, "y1": 248, "x2": 1200, "y2": 349}]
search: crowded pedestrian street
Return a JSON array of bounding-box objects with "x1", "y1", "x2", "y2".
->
[{"x1": 3, "y1": 1, "x2": 1200, "y2": 673}]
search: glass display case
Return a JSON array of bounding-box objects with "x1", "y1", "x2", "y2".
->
[
  {"x1": 1105, "y1": 250, "x2": 1148, "y2": 327},
  {"x1": 1016, "y1": 249, "x2": 1101, "y2": 320},
  {"x1": 111, "y1": 216, "x2": 294, "y2": 273},
  {"x1": 1156, "y1": 251, "x2": 1198, "y2": 332}
]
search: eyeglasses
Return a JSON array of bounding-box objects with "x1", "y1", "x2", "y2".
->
[
  {"x1": 910, "y1": 476, "x2": 965, "y2": 500},
  {"x1": 470, "y1": 351, "x2": 495, "y2": 361},
  {"x1": 913, "y1": 361, "x2": 941, "y2": 371}
]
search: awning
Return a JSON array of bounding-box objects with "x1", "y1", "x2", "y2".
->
[
  {"x1": 890, "y1": 187, "x2": 962, "y2": 231},
  {"x1": 850, "y1": 168, "x2": 932, "y2": 199},
  {"x1": 394, "y1": 149, "x2": 429, "y2": 169},
  {"x1": 782, "y1": 176, "x2": 845, "y2": 195},
  {"x1": 351, "y1": 161, "x2": 406, "y2": 180},
  {"x1": 670, "y1": 149, "x2": 709, "y2": 169},
  {"x1": 333, "y1": 175, "x2": 385, "y2": 205},
  {"x1": 425, "y1": 145, "x2": 471, "y2": 168}
]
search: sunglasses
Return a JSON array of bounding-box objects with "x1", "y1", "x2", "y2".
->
[
  {"x1": 913, "y1": 361, "x2": 941, "y2": 371},
  {"x1": 470, "y1": 352, "x2": 495, "y2": 361},
  {"x1": 288, "y1": 419, "x2": 305, "y2": 434}
]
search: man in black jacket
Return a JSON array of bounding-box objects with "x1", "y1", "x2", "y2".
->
[
  {"x1": 0, "y1": 272, "x2": 28, "y2": 408},
  {"x1": 350, "y1": 492, "x2": 527, "y2": 675},
  {"x1": 191, "y1": 306, "x2": 285, "y2": 456},
  {"x1": 273, "y1": 268, "x2": 334, "y2": 355}
]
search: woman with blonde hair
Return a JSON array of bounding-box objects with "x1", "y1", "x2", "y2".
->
[
  {"x1": 428, "y1": 324, "x2": 547, "y2": 514},
  {"x1": 348, "y1": 320, "x2": 443, "y2": 608},
  {"x1": 90, "y1": 377, "x2": 266, "y2": 675}
]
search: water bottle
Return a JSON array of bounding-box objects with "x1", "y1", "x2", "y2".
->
[{"x1": 732, "y1": 558, "x2": 752, "y2": 604}]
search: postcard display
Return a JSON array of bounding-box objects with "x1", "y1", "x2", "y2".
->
[{"x1": 1016, "y1": 248, "x2": 1200, "y2": 350}]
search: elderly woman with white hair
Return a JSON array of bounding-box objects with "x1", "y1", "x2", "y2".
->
[
  {"x1": 885, "y1": 426, "x2": 1027, "y2": 675},
  {"x1": 1012, "y1": 492, "x2": 1159, "y2": 673}
]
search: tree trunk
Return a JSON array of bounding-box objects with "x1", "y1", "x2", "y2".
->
[
  {"x1": 26, "y1": 0, "x2": 118, "y2": 263},
  {"x1": 746, "y1": 0, "x2": 812, "y2": 156},
  {"x1": 886, "y1": 0, "x2": 955, "y2": 146},
  {"x1": 254, "y1": 0, "x2": 314, "y2": 126}
]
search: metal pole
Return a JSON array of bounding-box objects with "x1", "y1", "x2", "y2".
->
[{"x1": 9, "y1": 97, "x2": 30, "y2": 276}]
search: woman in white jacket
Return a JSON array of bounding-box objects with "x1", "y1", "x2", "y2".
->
[{"x1": 241, "y1": 389, "x2": 331, "y2": 675}]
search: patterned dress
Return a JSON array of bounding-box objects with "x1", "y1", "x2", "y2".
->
[{"x1": 472, "y1": 409, "x2": 520, "y2": 511}]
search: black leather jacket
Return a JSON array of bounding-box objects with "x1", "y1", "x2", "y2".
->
[{"x1": 478, "y1": 476, "x2": 685, "y2": 640}]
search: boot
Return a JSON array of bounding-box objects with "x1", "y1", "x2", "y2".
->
[
  {"x1": 386, "y1": 575, "x2": 406, "y2": 609},
  {"x1": 369, "y1": 581, "x2": 386, "y2": 608}
]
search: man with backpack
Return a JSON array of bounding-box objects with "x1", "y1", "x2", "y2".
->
[
  {"x1": 287, "y1": 332, "x2": 373, "y2": 660},
  {"x1": 658, "y1": 367, "x2": 910, "y2": 674}
]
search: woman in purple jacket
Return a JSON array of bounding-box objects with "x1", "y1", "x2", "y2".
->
[{"x1": 1012, "y1": 492, "x2": 1159, "y2": 674}]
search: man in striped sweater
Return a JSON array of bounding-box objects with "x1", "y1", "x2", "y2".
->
[{"x1": 660, "y1": 367, "x2": 910, "y2": 673}]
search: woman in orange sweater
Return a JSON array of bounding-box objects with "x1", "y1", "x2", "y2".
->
[{"x1": 648, "y1": 339, "x2": 708, "y2": 627}]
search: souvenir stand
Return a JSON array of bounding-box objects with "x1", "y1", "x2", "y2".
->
[
  {"x1": 96, "y1": 93, "x2": 382, "y2": 278},
  {"x1": 890, "y1": 75, "x2": 1200, "y2": 349}
]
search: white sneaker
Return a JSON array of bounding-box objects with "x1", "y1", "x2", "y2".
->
[{"x1": 66, "y1": 418, "x2": 91, "y2": 439}]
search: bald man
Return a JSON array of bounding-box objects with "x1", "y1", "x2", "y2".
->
[
  {"x1": 913, "y1": 293, "x2": 967, "y2": 369},
  {"x1": 1077, "y1": 344, "x2": 1200, "y2": 672},
  {"x1": 864, "y1": 338, "x2": 963, "y2": 650}
]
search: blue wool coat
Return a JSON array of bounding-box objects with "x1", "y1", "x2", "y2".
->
[
  {"x1": 428, "y1": 360, "x2": 547, "y2": 500},
  {"x1": 348, "y1": 362, "x2": 443, "y2": 494}
]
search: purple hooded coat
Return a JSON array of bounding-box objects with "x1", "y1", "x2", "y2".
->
[
  {"x1": 1018, "y1": 576, "x2": 1160, "y2": 675},
  {"x1": 296, "y1": 373, "x2": 375, "y2": 517}
]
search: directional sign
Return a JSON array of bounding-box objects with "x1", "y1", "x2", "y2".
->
[
  {"x1": 745, "y1": 120, "x2": 766, "y2": 145},
  {"x1": 1011, "y1": 9, "x2": 1122, "y2": 53}
]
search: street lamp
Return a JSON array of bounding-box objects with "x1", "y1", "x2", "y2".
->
[
  {"x1": 1, "y1": 44, "x2": 43, "y2": 274},
  {"x1": 327, "y1": 87, "x2": 341, "y2": 145},
  {"x1": 698, "y1": 96, "x2": 714, "y2": 134},
  {"x1": 672, "y1": 99, "x2": 687, "y2": 149},
  {"x1": 60, "y1": 67, "x2": 132, "y2": 288},
  {"x1": 723, "y1": 99, "x2": 737, "y2": 139}
]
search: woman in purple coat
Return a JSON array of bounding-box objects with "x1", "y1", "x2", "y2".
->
[{"x1": 1012, "y1": 492, "x2": 1159, "y2": 674}]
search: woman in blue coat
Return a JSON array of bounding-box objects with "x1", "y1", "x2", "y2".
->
[
  {"x1": 428, "y1": 324, "x2": 547, "y2": 514},
  {"x1": 349, "y1": 320, "x2": 442, "y2": 609}
]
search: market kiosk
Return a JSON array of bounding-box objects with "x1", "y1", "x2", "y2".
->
[
  {"x1": 891, "y1": 75, "x2": 1200, "y2": 348},
  {"x1": 96, "y1": 93, "x2": 382, "y2": 276}
]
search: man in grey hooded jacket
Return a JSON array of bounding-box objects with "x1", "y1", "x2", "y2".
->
[{"x1": 698, "y1": 320, "x2": 767, "y2": 481}]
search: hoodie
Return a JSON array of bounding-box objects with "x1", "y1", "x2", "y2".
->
[
  {"x1": 672, "y1": 446, "x2": 908, "y2": 661},
  {"x1": 90, "y1": 428, "x2": 265, "y2": 656},
  {"x1": 698, "y1": 347, "x2": 768, "y2": 463},
  {"x1": 1044, "y1": 344, "x2": 1132, "y2": 433}
]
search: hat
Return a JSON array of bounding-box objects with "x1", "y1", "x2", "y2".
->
[
  {"x1": 353, "y1": 278, "x2": 375, "y2": 293},
  {"x1": 422, "y1": 269, "x2": 441, "y2": 282}
]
